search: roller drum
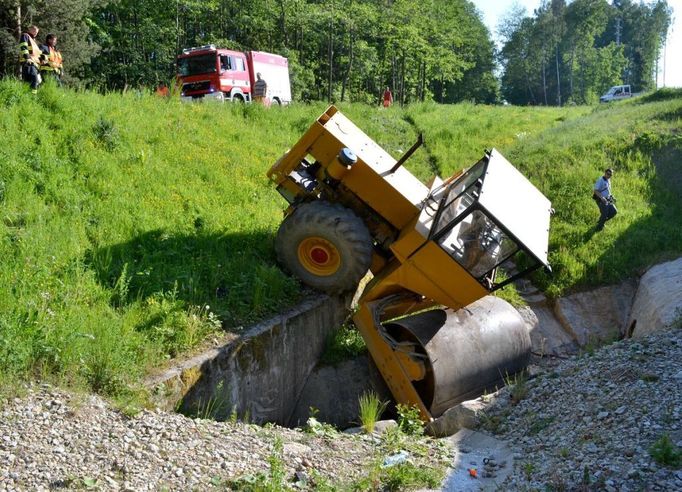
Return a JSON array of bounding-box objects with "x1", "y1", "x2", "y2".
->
[{"x1": 384, "y1": 296, "x2": 530, "y2": 417}]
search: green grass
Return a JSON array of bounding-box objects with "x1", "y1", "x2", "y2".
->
[
  {"x1": 358, "y1": 391, "x2": 388, "y2": 434},
  {"x1": 506, "y1": 93, "x2": 682, "y2": 296},
  {"x1": 403, "y1": 101, "x2": 589, "y2": 179},
  {"x1": 1, "y1": 78, "x2": 681, "y2": 402},
  {"x1": 0, "y1": 80, "x2": 312, "y2": 398},
  {"x1": 320, "y1": 323, "x2": 367, "y2": 366}
]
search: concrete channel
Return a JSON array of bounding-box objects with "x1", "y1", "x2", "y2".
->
[
  {"x1": 146, "y1": 256, "x2": 682, "y2": 430},
  {"x1": 147, "y1": 293, "x2": 357, "y2": 426}
]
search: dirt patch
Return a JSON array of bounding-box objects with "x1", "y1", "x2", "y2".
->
[{"x1": 652, "y1": 144, "x2": 682, "y2": 196}]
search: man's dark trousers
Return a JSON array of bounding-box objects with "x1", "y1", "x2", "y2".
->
[
  {"x1": 596, "y1": 199, "x2": 617, "y2": 230},
  {"x1": 22, "y1": 64, "x2": 40, "y2": 90}
]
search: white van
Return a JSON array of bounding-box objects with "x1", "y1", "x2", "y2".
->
[{"x1": 600, "y1": 85, "x2": 632, "y2": 103}]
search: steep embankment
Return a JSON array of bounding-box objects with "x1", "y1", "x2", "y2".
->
[
  {"x1": 407, "y1": 92, "x2": 682, "y2": 297},
  {"x1": 0, "y1": 81, "x2": 576, "y2": 399},
  {"x1": 1, "y1": 79, "x2": 679, "y2": 404}
]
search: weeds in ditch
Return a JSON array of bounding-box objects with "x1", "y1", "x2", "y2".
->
[
  {"x1": 353, "y1": 401, "x2": 448, "y2": 490},
  {"x1": 225, "y1": 436, "x2": 291, "y2": 491},
  {"x1": 304, "y1": 407, "x2": 338, "y2": 438},
  {"x1": 581, "y1": 465, "x2": 592, "y2": 488},
  {"x1": 353, "y1": 459, "x2": 443, "y2": 491},
  {"x1": 194, "y1": 381, "x2": 227, "y2": 420},
  {"x1": 395, "y1": 403, "x2": 424, "y2": 436},
  {"x1": 649, "y1": 434, "x2": 682, "y2": 468},
  {"x1": 504, "y1": 371, "x2": 529, "y2": 405},
  {"x1": 358, "y1": 391, "x2": 388, "y2": 434},
  {"x1": 320, "y1": 323, "x2": 367, "y2": 366},
  {"x1": 529, "y1": 416, "x2": 555, "y2": 435},
  {"x1": 479, "y1": 410, "x2": 506, "y2": 434},
  {"x1": 290, "y1": 400, "x2": 450, "y2": 491},
  {"x1": 640, "y1": 372, "x2": 660, "y2": 383}
]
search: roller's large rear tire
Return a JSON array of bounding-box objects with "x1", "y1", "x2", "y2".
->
[{"x1": 275, "y1": 201, "x2": 372, "y2": 294}]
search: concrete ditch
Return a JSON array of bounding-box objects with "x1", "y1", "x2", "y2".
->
[
  {"x1": 146, "y1": 257, "x2": 682, "y2": 431},
  {"x1": 147, "y1": 293, "x2": 352, "y2": 425}
]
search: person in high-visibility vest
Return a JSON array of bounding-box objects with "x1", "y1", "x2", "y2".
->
[
  {"x1": 382, "y1": 87, "x2": 393, "y2": 108},
  {"x1": 18, "y1": 25, "x2": 45, "y2": 93},
  {"x1": 155, "y1": 82, "x2": 170, "y2": 97},
  {"x1": 40, "y1": 33, "x2": 63, "y2": 86}
]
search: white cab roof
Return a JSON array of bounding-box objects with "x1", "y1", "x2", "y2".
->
[{"x1": 478, "y1": 149, "x2": 552, "y2": 266}]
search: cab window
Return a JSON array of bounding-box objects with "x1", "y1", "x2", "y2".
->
[
  {"x1": 235, "y1": 57, "x2": 245, "y2": 72},
  {"x1": 220, "y1": 55, "x2": 232, "y2": 72}
]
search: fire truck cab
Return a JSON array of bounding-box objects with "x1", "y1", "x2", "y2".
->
[{"x1": 178, "y1": 46, "x2": 251, "y2": 102}]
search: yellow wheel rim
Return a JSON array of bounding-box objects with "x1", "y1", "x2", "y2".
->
[{"x1": 298, "y1": 237, "x2": 341, "y2": 276}]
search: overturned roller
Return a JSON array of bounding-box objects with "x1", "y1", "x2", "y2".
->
[{"x1": 383, "y1": 296, "x2": 530, "y2": 417}]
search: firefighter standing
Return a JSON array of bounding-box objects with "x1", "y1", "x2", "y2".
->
[
  {"x1": 40, "y1": 34, "x2": 63, "y2": 86},
  {"x1": 253, "y1": 72, "x2": 268, "y2": 105},
  {"x1": 19, "y1": 25, "x2": 44, "y2": 93}
]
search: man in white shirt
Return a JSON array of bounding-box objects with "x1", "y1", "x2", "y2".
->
[{"x1": 593, "y1": 168, "x2": 617, "y2": 231}]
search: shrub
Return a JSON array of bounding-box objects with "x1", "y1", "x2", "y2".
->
[
  {"x1": 649, "y1": 434, "x2": 682, "y2": 468},
  {"x1": 396, "y1": 403, "x2": 424, "y2": 436}
]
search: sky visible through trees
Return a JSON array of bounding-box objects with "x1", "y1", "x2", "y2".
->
[{"x1": 478, "y1": 0, "x2": 680, "y2": 88}]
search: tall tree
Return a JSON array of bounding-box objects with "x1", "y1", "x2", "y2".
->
[{"x1": 500, "y1": 0, "x2": 670, "y2": 105}]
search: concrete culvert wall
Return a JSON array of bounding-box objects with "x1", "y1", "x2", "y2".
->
[
  {"x1": 146, "y1": 257, "x2": 682, "y2": 431},
  {"x1": 148, "y1": 294, "x2": 352, "y2": 425},
  {"x1": 289, "y1": 354, "x2": 391, "y2": 428}
]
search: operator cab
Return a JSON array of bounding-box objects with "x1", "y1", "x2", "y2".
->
[{"x1": 428, "y1": 149, "x2": 552, "y2": 290}]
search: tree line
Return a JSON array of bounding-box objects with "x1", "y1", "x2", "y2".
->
[
  {"x1": 499, "y1": 0, "x2": 671, "y2": 105},
  {"x1": 0, "y1": 0, "x2": 672, "y2": 106},
  {"x1": 0, "y1": 0, "x2": 497, "y2": 104}
]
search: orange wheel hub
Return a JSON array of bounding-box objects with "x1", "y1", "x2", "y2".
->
[{"x1": 298, "y1": 237, "x2": 341, "y2": 276}]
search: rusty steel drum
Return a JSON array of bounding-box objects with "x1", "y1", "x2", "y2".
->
[{"x1": 383, "y1": 296, "x2": 530, "y2": 417}]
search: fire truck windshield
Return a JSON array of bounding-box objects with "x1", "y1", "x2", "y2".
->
[{"x1": 178, "y1": 54, "x2": 217, "y2": 76}]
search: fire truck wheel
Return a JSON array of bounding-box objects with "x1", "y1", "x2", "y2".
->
[{"x1": 275, "y1": 201, "x2": 372, "y2": 294}]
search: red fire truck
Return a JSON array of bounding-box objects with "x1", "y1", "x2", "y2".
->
[{"x1": 177, "y1": 45, "x2": 292, "y2": 105}]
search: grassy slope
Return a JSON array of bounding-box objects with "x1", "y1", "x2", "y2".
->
[
  {"x1": 403, "y1": 94, "x2": 682, "y2": 296},
  {"x1": 505, "y1": 91, "x2": 682, "y2": 295},
  {"x1": 1, "y1": 79, "x2": 679, "y2": 400}
]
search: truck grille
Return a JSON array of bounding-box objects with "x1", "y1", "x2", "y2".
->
[{"x1": 182, "y1": 81, "x2": 211, "y2": 93}]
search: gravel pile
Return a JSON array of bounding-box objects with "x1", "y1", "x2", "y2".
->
[
  {"x1": 0, "y1": 389, "x2": 380, "y2": 491},
  {"x1": 1, "y1": 328, "x2": 680, "y2": 491},
  {"x1": 485, "y1": 327, "x2": 682, "y2": 491}
]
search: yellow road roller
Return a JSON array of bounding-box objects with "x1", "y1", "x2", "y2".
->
[{"x1": 267, "y1": 106, "x2": 552, "y2": 422}]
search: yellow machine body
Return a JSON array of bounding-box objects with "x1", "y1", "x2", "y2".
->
[
  {"x1": 268, "y1": 106, "x2": 428, "y2": 251},
  {"x1": 268, "y1": 106, "x2": 552, "y2": 421}
]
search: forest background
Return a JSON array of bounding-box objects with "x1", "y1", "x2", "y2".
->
[{"x1": 0, "y1": 0, "x2": 673, "y2": 106}]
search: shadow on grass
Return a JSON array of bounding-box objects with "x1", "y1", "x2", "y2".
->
[
  {"x1": 635, "y1": 88, "x2": 682, "y2": 104},
  {"x1": 85, "y1": 229, "x2": 299, "y2": 325}
]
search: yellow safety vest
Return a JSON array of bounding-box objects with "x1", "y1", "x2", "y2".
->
[
  {"x1": 19, "y1": 34, "x2": 42, "y2": 65},
  {"x1": 41, "y1": 46, "x2": 63, "y2": 73}
]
